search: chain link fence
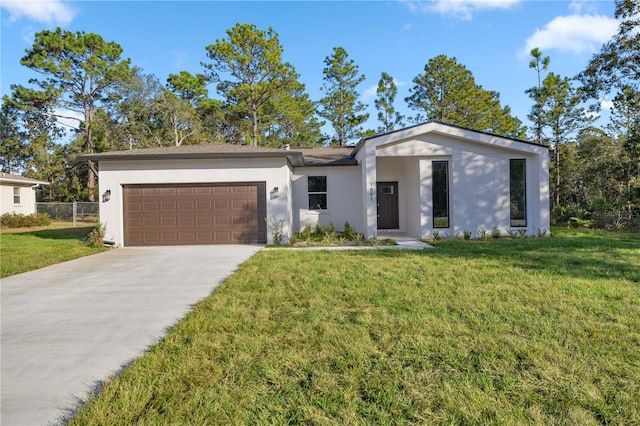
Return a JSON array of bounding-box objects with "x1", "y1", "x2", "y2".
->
[{"x1": 36, "y1": 202, "x2": 99, "y2": 225}]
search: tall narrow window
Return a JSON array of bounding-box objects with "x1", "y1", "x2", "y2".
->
[
  {"x1": 13, "y1": 187, "x2": 20, "y2": 204},
  {"x1": 510, "y1": 159, "x2": 527, "y2": 227},
  {"x1": 432, "y1": 161, "x2": 449, "y2": 228},
  {"x1": 308, "y1": 176, "x2": 327, "y2": 210}
]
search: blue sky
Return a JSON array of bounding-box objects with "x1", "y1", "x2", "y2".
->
[{"x1": 1, "y1": 0, "x2": 619, "y2": 139}]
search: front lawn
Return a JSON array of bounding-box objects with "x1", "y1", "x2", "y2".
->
[
  {"x1": 0, "y1": 225, "x2": 107, "y2": 278},
  {"x1": 70, "y1": 229, "x2": 639, "y2": 424}
]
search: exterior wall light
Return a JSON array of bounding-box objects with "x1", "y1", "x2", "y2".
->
[
  {"x1": 102, "y1": 189, "x2": 111, "y2": 202},
  {"x1": 270, "y1": 187, "x2": 279, "y2": 199}
]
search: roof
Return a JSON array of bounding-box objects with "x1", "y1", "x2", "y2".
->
[
  {"x1": 288, "y1": 146, "x2": 357, "y2": 166},
  {"x1": 0, "y1": 172, "x2": 49, "y2": 186},
  {"x1": 78, "y1": 143, "x2": 358, "y2": 167},
  {"x1": 353, "y1": 120, "x2": 547, "y2": 155}
]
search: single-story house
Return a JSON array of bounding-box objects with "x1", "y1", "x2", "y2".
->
[
  {"x1": 80, "y1": 121, "x2": 550, "y2": 246},
  {"x1": 0, "y1": 173, "x2": 49, "y2": 216}
]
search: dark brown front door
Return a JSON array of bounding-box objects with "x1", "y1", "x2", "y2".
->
[
  {"x1": 377, "y1": 182, "x2": 399, "y2": 229},
  {"x1": 123, "y1": 182, "x2": 266, "y2": 246}
]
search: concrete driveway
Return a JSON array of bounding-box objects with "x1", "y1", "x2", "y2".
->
[{"x1": 1, "y1": 245, "x2": 261, "y2": 426}]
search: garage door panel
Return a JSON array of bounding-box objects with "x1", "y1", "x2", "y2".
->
[{"x1": 124, "y1": 182, "x2": 266, "y2": 246}]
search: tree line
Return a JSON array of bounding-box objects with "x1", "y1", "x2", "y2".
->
[{"x1": 0, "y1": 1, "x2": 638, "y2": 228}]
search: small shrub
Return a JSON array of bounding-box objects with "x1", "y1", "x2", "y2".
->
[
  {"x1": 477, "y1": 226, "x2": 490, "y2": 241},
  {"x1": 491, "y1": 227, "x2": 501, "y2": 239},
  {"x1": 343, "y1": 221, "x2": 355, "y2": 240},
  {"x1": 265, "y1": 217, "x2": 284, "y2": 245},
  {"x1": 569, "y1": 217, "x2": 596, "y2": 229},
  {"x1": 536, "y1": 227, "x2": 550, "y2": 238},
  {"x1": 85, "y1": 223, "x2": 106, "y2": 247},
  {"x1": 315, "y1": 222, "x2": 324, "y2": 235},
  {"x1": 321, "y1": 231, "x2": 337, "y2": 245},
  {"x1": 1, "y1": 212, "x2": 51, "y2": 228},
  {"x1": 517, "y1": 229, "x2": 527, "y2": 238},
  {"x1": 432, "y1": 231, "x2": 441, "y2": 243},
  {"x1": 463, "y1": 229, "x2": 472, "y2": 240},
  {"x1": 288, "y1": 233, "x2": 298, "y2": 245},
  {"x1": 354, "y1": 233, "x2": 365, "y2": 246},
  {"x1": 301, "y1": 225, "x2": 312, "y2": 242},
  {"x1": 327, "y1": 221, "x2": 336, "y2": 234},
  {"x1": 505, "y1": 228, "x2": 517, "y2": 238}
]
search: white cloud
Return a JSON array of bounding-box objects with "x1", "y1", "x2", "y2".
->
[
  {"x1": 519, "y1": 14, "x2": 618, "y2": 57},
  {"x1": 401, "y1": 0, "x2": 520, "y2": 20},
  {"x1": 1, "y1": 0, "x2": 76, "y2": 26},
  {"x1": 54, "y1": 108, "x2": 82, "y2": 130},
  {"x1": 363, "y1": 85, "x2": 378, "y2": 101},
  {"x1": 569, "y1": 0, "x2": 600, "y2": 14},
  {"x1": 362, "y1": 78, "x2": 407, "y2": 101},
  {"x1": 600, "y1": 99, "x2": 613, "y2": 110}
]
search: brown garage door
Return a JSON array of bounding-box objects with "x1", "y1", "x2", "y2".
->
[{"x1": 123, "y1": 182, "x2": 266, "y2": 246}]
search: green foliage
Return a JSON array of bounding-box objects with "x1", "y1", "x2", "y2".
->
[
  {"x1": 0, "y1": 213, "x2": 51, "y2": 228},
  {"x1": 535, "y1": 227, "x2": 550, "y2": 238},
  {"x1": 300, "y1": 225, "x2": 312, "y2": 242},
  {"x1": 342, "y1": 221, "x2": 355, "y2": 240},
  {"x1": 568, "y1": 217, "x2": 597, "y2": 229},
  {"x1": 314, "y1": 221, "x2": 324, "y2": 235},
  {"x1": 203, "y1": 23, "x2": 320, "y2": 147},
  {"x1": 327, "y1": 221, "x2": 336, "y2": 234},
  {"x1": 491, "y1": 226, "x2": 501, "y2": 239},
  {"x1": 432, "y1": 230, "x2": 441, "y2": 243},
  {"x1": 577, "y1": 0, "x2": 640, "y2": 101},
  {"x1": 18, "y1": 28, "x2": 133, "y2": 201},
  {"x1": 68, "y1": 230, "x2": 640, "y2": 425},
  {"x1": 477, "y1": 226, "x2": 490, "y2": 241},
  {"x1": 318, "y1": 47, "x2": 369, "y2": 145},
  {"x1": 375, "y1": 72, "x2": 404, "y2": 133},
  {"x1": 528, "y1": 47, "x2": 550, "y2": 144},
  {"x1": 406, "y1": 55, "x2": 526, "y2": 139},
  {"x1": 463, "y1": 229, "x2": 472, "y2": 240},
  {"x1": 1, "y1": 225, "x2": 106, "y2": 277},
  {"x1": 265, "y1": 217, "x2": 284, "y2": 245},
  {"x1": 85, "y1": 222, "x2": 106, "y2": 247}
]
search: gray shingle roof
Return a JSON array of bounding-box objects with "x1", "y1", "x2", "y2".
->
[{"x1": 78, "y1": 143, "x2": 358, "y2": 167}]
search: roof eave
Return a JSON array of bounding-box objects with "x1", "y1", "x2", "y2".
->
[{"x1": 78, "y1": 151, "x2": 305, "y2": 165}]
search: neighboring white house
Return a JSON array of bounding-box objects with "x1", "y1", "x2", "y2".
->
[
  {"x1": 81, "y1": 121, "x2": 550, "y2": 246},
  {"x1": 0, "y1": 173, "x2": 49, "y2": 216}
]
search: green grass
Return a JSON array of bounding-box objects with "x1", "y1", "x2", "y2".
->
[
  {"x1": 69, "y1": 229, "x2": 639, "y2": 425},
  {"x1": 0, "y1": 225, "x2": 107, "y2": 278}
]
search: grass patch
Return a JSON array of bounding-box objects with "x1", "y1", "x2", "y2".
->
[
  {"x1": 69, "y1": 229, "x2": 639, "y2": 424},
  {"x1": 0, "y1": 225, "x2": 107, "y2": 278}
]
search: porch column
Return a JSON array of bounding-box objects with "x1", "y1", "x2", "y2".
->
[{"x1": 362, "y1": 144, "x2": 377, "y2": 238}]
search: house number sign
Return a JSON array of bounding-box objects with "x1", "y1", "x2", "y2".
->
[{"x1": 369, "y1": 181, "x2": 375, "y2": 202}]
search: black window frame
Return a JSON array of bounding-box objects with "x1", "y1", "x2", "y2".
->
[
  {"x1": 308, "y1": 176, "x2": 327, "y2": 210},
  {"x1": 432, "y1": 161, "x2": 450, "y2": 228},
  {"x1": 510, "y1": 159, "x2": 527, "y2": 227}
]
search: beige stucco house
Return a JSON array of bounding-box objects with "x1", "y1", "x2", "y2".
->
[
  {"x1": 81, "y1": 121, "x2": 550, "y2": 246},
  {"x1": 0, "y1": 173, "x2": 48, "y2": 216}
]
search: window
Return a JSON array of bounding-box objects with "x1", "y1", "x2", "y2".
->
[
  {"x1": 510, "y1": 159, "x2": 527, "y2": 227},
  {"x1": 432, "y1": 161, "x2": 449, "y2": 228},
  {"x1": 308, "y1": 176, "x2": 327, "y2": 210},
  {"x1": 13, "y1": 187, "x2": 20, "y2": 204}
]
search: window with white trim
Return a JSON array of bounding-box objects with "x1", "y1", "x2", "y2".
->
[
  {"x1": 13, "y1": 187, "x2": 20, "y2": 204},
  {"x1": 308, "y1": 176, "x2": 327, "y2": 210}
]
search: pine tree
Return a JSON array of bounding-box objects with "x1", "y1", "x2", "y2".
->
[{"x1": 318, "y1": 47, "x2": 369, "y2": 145}]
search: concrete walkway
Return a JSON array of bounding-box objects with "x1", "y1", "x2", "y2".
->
[
  {"x1": 1, "y1": 245, "x2": 261, "y2": 426},
  {"x1": 275, "y1": 235, "x2": 432, "y2": 251}
]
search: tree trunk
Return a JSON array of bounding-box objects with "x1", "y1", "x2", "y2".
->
[{"x1": 555, "y1": 144, "x2": 560, "y2": 207}]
